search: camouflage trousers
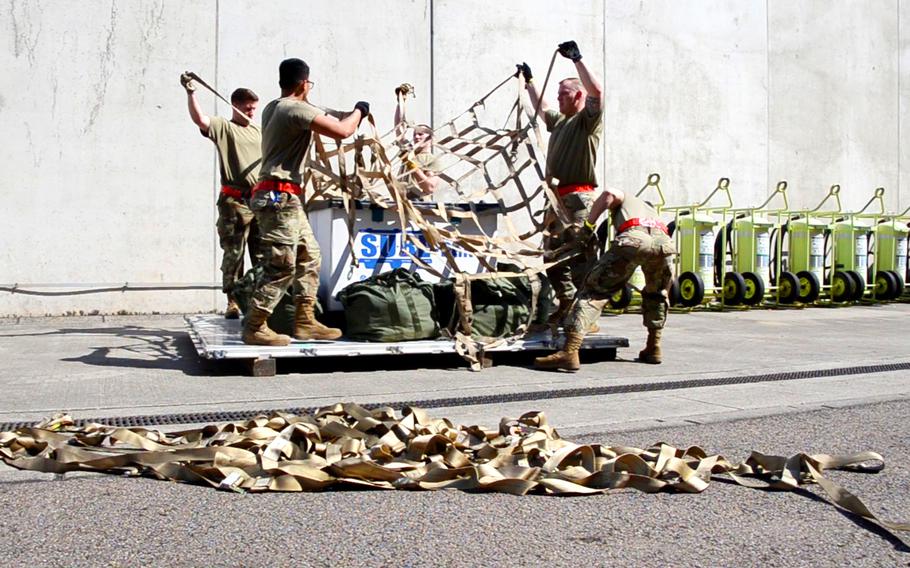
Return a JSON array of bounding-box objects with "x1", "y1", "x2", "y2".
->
[
  {"x1": 544, "y1": 191, "x2": 597, "y2": 303},
  {"x1": 566, "y1": 227, "x2": 676, "y2": 333},
  {"x1": 216, "y1": 194, "x2": 261, "y2": 294},
  {"x1": 248, "y1": 190, "x2": 322, "y2": 314}
]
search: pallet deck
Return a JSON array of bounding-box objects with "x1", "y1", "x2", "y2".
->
[{"x1": 186, "y1": 314, "x2": 629, "y2": 375}]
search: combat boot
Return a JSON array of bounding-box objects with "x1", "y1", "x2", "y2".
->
[
  {"x1": 533, "y1": 331, "x2": 585, "y2": 372},
  {"x1": 638, "y1": 328, "x2": 662, "y2": 364},
  {"x1": 242, "y1": 307, "x2": 291, "y2": 346},
  {"x1": 294, "y1": 297, "x2": 342, "y2": 341},
  {"x1": 224, "y1": 295, "x2": 241, "y2": 320}
]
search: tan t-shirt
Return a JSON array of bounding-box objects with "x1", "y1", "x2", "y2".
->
[
  {"x1": 205, "y1": 117, "x2": 262, "y2": 189},
  {"x1": 258, "y1": 98, "x2": 324, "y2": 185},
  {"x1": 409, "y1": 152, "x2": 441, "y2": 200},
  {"x1": 544, "y1": 98, "x2": 603, "y2": 187},
  {"x1": 611, "y1": 193, "x2": 660, "y2": 234}
]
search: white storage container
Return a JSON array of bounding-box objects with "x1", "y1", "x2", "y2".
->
[{"x1": 309, "y1": 199, "x2": 501, "y2": 311}]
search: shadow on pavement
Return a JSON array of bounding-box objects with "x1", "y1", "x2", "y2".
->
[{"x1": 2, "y1": 326, "x2": 231, "y2": 376}]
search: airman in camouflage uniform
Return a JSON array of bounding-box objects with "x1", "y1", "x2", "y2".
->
[
  {"x1": 518, "y1": 41, "x2": 604, "y2": 327},
  {"x1": 535, "y1": 188, "x2": 675, "y2": 371},
  {"x1": 182, "y1": 74, "x2": 262, "y2": 319},
  {"x1": 242, "y1": 58, "x2": 370, "y2": 346}
]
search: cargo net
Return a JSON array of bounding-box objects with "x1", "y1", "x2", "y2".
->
[
  {"x1": 301, "y1": 72, "x2": 568, "y2": 278},
  {"x1": 2, "y1": 407, "x2": 908, "y2": 546}
]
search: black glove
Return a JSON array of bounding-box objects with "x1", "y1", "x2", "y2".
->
[
  {"x1": 180, "y1": 72, "x2": 196, "y2": 93},
  {"x1": 558, "y1": 41, "x2": 582, "y2": 62},
  {"x1": 515, "y1": 62, "x2": 533, "y2": 82},
  {"x1": 354, "y1": 101, "x2": 370, "y2": 119}
]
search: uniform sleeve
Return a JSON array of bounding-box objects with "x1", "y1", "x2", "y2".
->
[
  {"x1": 291, "y1": 103, "x2": 326, "y2": 130},
  {"x1": 579, "y1": 97, "x2": 604, "y2": 133},
  {"x1": 543, "y1": 110, "x2": 560, "y2": 132},
  {"x1": 205, "y1": 116, "x2": 227, "y2": 143}
]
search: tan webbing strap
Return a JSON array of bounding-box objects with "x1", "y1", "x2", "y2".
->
[
  {"x1": 2, "y1": 409, "x2": 907, "y2": 546},
  {"x1": 185, "y1": 71, "x2": 254, "y2": 125}
]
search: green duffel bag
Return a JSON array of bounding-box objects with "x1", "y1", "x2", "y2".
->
[
  {"x1": 233, "y1": 266, "x2": 320, "y2": 336},
  {"x1": 435, "y1": 268, "x2": 551, "y2": 339},
  {"x1": 337, "y1": 268, "x2": 440, "y2": 342}
]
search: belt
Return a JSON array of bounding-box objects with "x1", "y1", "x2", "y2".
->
[
  {"x1": 619, "y1": 217, "x2": 669, "y2": 235},
  {"x1": 220, "y1": 186, "x2": 247, "y2": 199},
  {"x1": 557, "y1": 183, "x2": 595, "y2": 197},
  {"x1": 253, "y1": 179, "x2": 302, "y2": 195}
]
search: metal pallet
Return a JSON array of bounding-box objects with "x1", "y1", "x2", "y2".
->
[{"x1": 186, "y1": 314, "x2": 629, "y2": 375}]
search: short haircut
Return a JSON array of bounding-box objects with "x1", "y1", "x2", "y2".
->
[
  {"x1": 278, "y1": 58, "x2": 310, "y2": 90},
  {"x1": 413, "y1": 123, "x2": 434, "y2": 139},
  {"x1": 230, "y1": 88, "x2": 259, "y2": 105},
  {"x1": 559, "y1": 77, "x2": 583, "y2": 92}
]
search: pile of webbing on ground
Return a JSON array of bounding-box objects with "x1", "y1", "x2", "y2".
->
[{"x1": 1, "y1": 405, "x2": 908, "y2": 545}]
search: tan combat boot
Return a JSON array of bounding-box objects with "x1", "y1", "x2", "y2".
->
[
  {"x1": 293, "y1": 297, "x2": 342, "y2": 341},
  {"x1": 224, "y1": 295, "x2": 241, "y2": 320},
  {"x1": 533, "y1": 331, "x2": 585, "y2": 372},
  {"x1": 242, "y1": 307, "x2": 291, "y2": 346},
  {"x1": 638, "y1": 328, "x2": 662, "y2": 364}
]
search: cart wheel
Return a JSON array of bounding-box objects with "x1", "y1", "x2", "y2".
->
[
  {"x1": 795, "y1": 270, "x2": 820, "y2": 303},
  {"x1": 608, "y1": 284, "x2": 633, "y2": 309},
  {"x1": 678, "y1": 272, "x2": 705, "y2": 307},
  {"x1": 723, "y1": 272, "x2": 746, "y2": 305},
  {"x1": 846, "y1": 270, "x2": 865, "y2": 301},
  {"x1": 777, "y1": 271, "x2": 800, "y2": 304},
  {"x1": 885, "y1": 270, "x2": 905, "y2": 298},
  {"x1": 831, "y1": 271, "x2": 856, "y2": 302},
  {"x1": 741, "y1": 271, "x2": 765, "y2": 306},
  {"x1": 669, "y1": 279, "x2": 681, "y2": 306},
  {"x1": 873, "y1": 270, "x2": 899, "y2": 300}
]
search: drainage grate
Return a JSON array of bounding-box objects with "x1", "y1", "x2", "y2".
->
[{"x1": 2, "y1": 361, "x2": 909, "y2": 432}]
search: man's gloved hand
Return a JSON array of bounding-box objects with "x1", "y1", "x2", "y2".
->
[
  {"x1": 557, "y1": 41, "x2": 583, "y2": 62},
  {"x1": 515, "y1": 62, "x2": 533, "y2": 82},
  {"x1": 395, "y1": 83, "x2": 414, "y2": 98},
  {"x1": 354, "y1": 101, "x2": 370, "y2": 119},
  {"x1": 180, "y1": 72, "x2": 197, "y2": 93}
]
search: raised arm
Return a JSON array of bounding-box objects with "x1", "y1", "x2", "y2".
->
[
  {"x1": 181, "y1": 73, "x2": 211, "y2": 133},
  {"x1": 310, "y1": 101, "x2": 370, "y2": 139},
  {"x1": 557, "y1": 41, "x2": 603, "y2": 108},
  {"x1": 516, "y1": 63, "x2": 548, "y2": 114},
  {"x1": 393, "y1": 83, "x2": 416, "y2": 140}
]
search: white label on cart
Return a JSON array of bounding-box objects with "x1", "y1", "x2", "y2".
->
[
  {"x1": 897, "y1": 237, "x2": 908, "y2": 275},
  {"x1": 855, "y1": 234, "x2": 868, "y2": 272},
  {"x1": 699, "y1": 230, "x2": 715, "y2": 284},
  {"x1": 699, "y1": 231, "x2": 714, "y2": 255},
  {"x1": 810, "y1": 234, "x2": 824, "y2": 256},
  {"x1": 810, "y1": 234, "x2": 824, "y2": 278},
  {"x1": 756, "y1": 232, "x2": 770, "y2": 285}
]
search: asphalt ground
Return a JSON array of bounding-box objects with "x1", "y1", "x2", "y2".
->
[
  {"x1": 0, "y1": 399, "x2": 907, "y2": 567},
  {"x1": 1, "y1": 303, "x2": 910, "y2": 565}
]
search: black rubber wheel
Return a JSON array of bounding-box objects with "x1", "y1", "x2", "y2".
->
[
  {"x1": 678, "y1": 272, "x2": 705, "y2": 307},
  {"x1": 741, "y1": 271, "x2": 765, "y2": 306},
  {"x1": 777, "y1": 271, "x2": 800, "y2": 304},
  {"x1": 831, "y1": 271, "x2": 855, "y2": 302},
  {"x1": 873, "y1": 270, "x2": 899, "y2": 300},
  {"x1": 846, "y1": 270, "x2": 865, "y2": 301},
  {"x1": 669, "y1": 279, "x2": 681, "y2": 307},
  {"x1": 723, "y1": 272, "x2": 746, "y2": 305},
  {"x1": 795, "y1": 270, "x2": 820, "y2": 303},
  {"x1": 885, "y1": 270, "x2": 905, "y2": 298},
  {"x1": 608, "y1": 284, "x2": 633, "y2": 309}
]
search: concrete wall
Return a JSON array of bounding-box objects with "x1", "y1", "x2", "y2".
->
[{"x1": 1, "y1": 0, "x2": 908, "y2": 316}]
